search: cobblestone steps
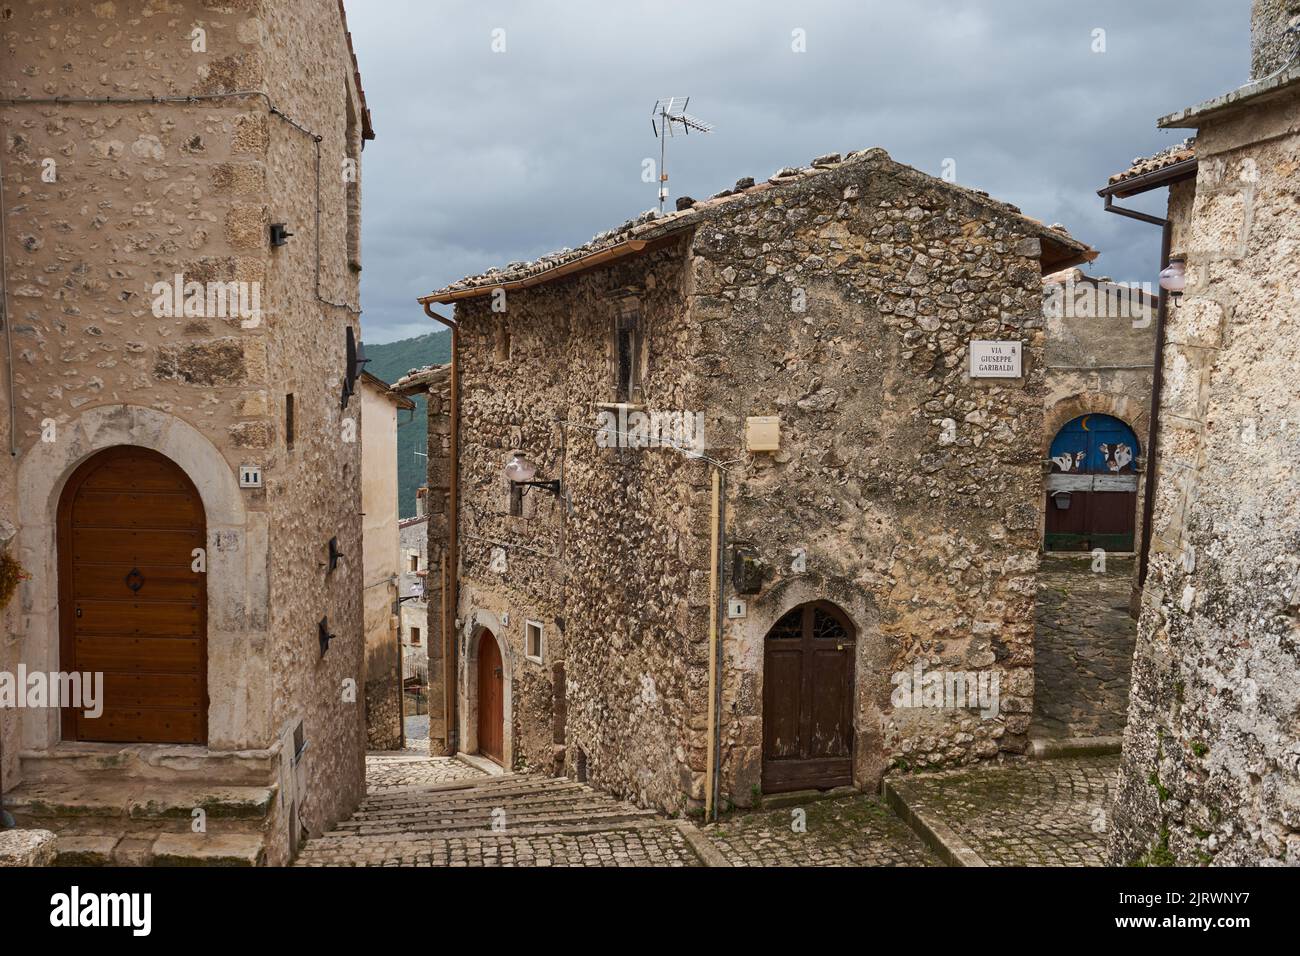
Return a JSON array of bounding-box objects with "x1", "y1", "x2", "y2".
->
[{"x1": 295, "y1": 759, "x2": 699, "y2": 866}]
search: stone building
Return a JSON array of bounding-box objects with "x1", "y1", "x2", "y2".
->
[
  {"x1": 393, "y1": 362, "x2": 450, "y2": 756},
  {"x1": 0, "y1": 0, "x2": 376, "y2": 865},
  {"x1": 417, "y1": 148, "x2": 1093, "y2": 813},
  {"x1": 398, "y1": 506, "x2": 429, "y2": 687},
  {"x1": 361, "y1": 372, "x2": 413, "y2": 751},
  {"x1": 1109, "y1": 0, "x2": 1300, "y2": 865}
]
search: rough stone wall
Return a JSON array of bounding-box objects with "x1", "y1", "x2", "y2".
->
[
  {"x1": 454, "y1": 241, "x2": 697, "y2": 806},
  {"x1": 361, "y1": 381, "x2": 401, "y2": 751},
  {"x1": 686, "y1": 151, "x2": 1049, "y2": 802},
  {"x1": 0, "y1": 0, "x2": 368, "y2": 856},
  {"x1": 422, "y1": 365, "x2": 450, "y2": 754},
  {"x1": 1111, "y1": 88, "x2": 1300, "y2": 865},
  {"x1": 1250, "y1": 0, "x2": 1300, "y2": 80},
  {"x1": 256, "y1": 0, "x2": 366, "y2": 838}
]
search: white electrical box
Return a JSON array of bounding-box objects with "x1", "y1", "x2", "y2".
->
[
  {"x1": 239, "y1": 464, "x2": 263, "y2": 488},
  {"x1": 745, "y1": 416, "x2": 780, "y2": 452}
]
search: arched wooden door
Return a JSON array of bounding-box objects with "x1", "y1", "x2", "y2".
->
[
  {"x1": 762, "y1": 601, "x2": 856, "y2": 793},
  {"x1": 477, "y1": 631, "x2": 504, "y2": 764},
  {"x1": 1045, "y1": 414, "x2": 1140, "y2": 552},
  {"x1": 57, "y1": 446, "x2": 207, "y2": 744}
]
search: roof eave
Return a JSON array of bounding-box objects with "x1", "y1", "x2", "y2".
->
[
  {"x1": 417, "y1": 233, "x2": 688, "y2": 306},
  {"x1": 1098, "y1": 157, "x2": 1200, "y2": 200},
  {"x1": 1157, "y1": 65, "x2": 1300, "y2": 129}
]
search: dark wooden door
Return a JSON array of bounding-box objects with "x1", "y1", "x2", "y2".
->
[
  {"x1": 58, "y1": 446, "x2": 207, "y2": 744},
  {"x1": 762, "y1": 602, "x2": 855, "y2": 793},
  {"x1": 477, "y1": 631, "x2": 504, "y2": 764}
]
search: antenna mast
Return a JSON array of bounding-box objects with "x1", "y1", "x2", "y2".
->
[{"x1": 651, "y1": 97, "x2": 713, "y2": 213}]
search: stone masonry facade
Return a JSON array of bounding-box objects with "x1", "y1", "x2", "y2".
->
[
  {"x1": 1111, "y1": 0, "x2": 1300, "y2": 865},
  {"x1": 427, "y1": 148, "x2": 1092, "y2": 814},
  {"x1": 1, "y1": 0, "x2": 375, "y2": 864}
]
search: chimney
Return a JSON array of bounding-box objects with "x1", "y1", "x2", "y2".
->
[
  {"x1": 1250, "y1": 0, "x2": 1300, "y2": 79},
  {"x1": 415, "y1": 485, "x2": 428, "y2": 518}
]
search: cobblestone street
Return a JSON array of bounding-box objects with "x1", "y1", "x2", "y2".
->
[
  {"x1": 1032, "y1": 557, "x2": 1137, "y2": 740},
  {"x1": 886, "y1": 756, "x2": 1119, "y2": 866},
  {"x1": 702, "y1": 795, "x2": 939, "y2": 866}
]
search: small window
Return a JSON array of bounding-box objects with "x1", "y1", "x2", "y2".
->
[
  {"x1": 410, "y1": 627, "x2": 421, "y2": 646},
  {"x1": 410, "y1": 554, "x2": 419, "y2": 572},
  {"x1": 525, "y1": 620, "x2": 544, "y2": 662},
  {"x1": 285, "y1": 394, "x2": 295, "y2": 450},
  {"x1": 615, "y1": 308, "x2": 642, "y2": 402}
]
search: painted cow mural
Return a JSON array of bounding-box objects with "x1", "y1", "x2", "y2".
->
[{"x1": 1045, "y1": 414, "x2": 1140, "y2": 552}]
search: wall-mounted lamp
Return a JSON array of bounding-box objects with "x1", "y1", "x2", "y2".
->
[
  {"x1": 270, "y1": 222, "x2": 295, "y2": 248},
  {"x1": 327, "y1": 536, "x2": 343, "y2": 572},
  {"x1": 318, "y1": 616, "x2": 335, "y2": 657},
  {"x1": 505, "y1": 452, "x2": 562, "y2": 498},
  {"x1": 1159, "y1": 256, "x2": 1186, "y2": 307}
]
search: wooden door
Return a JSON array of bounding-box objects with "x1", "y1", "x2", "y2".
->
[
  {"x1": 477, "y1": 631, "x2": 504, "y2": 764},
  {"x1": 1045, "y1": 414, "x2": 1139, "y2": 552},
  {"x1": 57, "y1": 446, "x2": 207, "y2": 744},
  {"x1": 761, "y1": 602, "x2": 855, "y2": 793}
]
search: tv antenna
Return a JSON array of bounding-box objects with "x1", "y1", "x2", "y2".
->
[{"x1": 651, "y1": 97, "x2": 713, "y2": 213}]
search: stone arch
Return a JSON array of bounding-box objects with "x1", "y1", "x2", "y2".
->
[
  {"x1": 15, "y1": 404, "x2": 266, "y2": 753},
  {"x1": 461, "y1": 609, "x2": 514, "y2": 769},
  {"x1": 728, "y1": 575, "x2": 891, "y2": 799},
  {"x1": 1043, "y1": 392, "x2": 1149, "y2": 459}
]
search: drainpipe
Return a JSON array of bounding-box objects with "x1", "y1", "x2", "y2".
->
[
  {"x1": 704, "y1": 467, "x2": 721, "y2": 821},
  {"x1": 1, "y1": 136, "x2": 16, "y2": 458},
  {"x1": 1102, "y1": 194, "x2": 1172, "y2": 612},
  {"x1": 422, "y1": 303, "x2": 459, "y2": 756}
]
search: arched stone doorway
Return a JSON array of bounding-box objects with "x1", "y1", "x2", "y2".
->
[
  {"x1": 761, "y1": 601, "x2": 856, "y2": 793},
  {"x1": 16, "y1": 404, "x2": 259, "y2": 754},
  {"x1": 1045, "y1": 414, "x2": 1141, "y2": 552},
  {"x1": 57, "y1": 446, "x2": 208, "y2": 744}
]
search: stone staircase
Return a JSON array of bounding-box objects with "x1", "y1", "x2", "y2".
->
[
  {"x1": 3, "y1": 745, "x2": 280, "y2": 866},
  {"x1": 296, "y1": 771, "x2": 665, "y2": 864}
]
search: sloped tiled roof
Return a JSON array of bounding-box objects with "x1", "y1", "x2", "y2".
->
[
  {"x1": 1103, "y1": 138, "x2": 1196, "y2": 194},
  {"x1": 419, "y1": 147, "x2": 1094, "y2": 304},
  {"x1": 339, "y1": 0, "x2": 375, "y2": 141}
]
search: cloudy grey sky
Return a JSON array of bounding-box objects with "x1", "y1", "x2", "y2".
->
[{"x1": 346, "y1": 0, "x2": 1249, "y2": 344}]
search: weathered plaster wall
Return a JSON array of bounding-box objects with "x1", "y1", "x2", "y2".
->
[
  {"x1": 687, "y1": 151, "x2": 1050, "y2": 802},
  {"x1": 361, "y1": 380, "x2": 401, "y2": 750},
  {"x1": 1112, "y1": 87, "x2": 1300, "y2": 865}
]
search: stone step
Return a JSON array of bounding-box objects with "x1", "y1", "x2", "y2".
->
[
  {"x1": 19, "y1": 744, "x2": 278, "y2": 787},
  {"x1": 327, "y1": 804, "x2": 660, "y2": 838},
  {"x1": 51, "y1": 831, "x2": 267, "y2": 866},
  {"x1": 346, "y1": 792, "x2": 629, "y2": 823},
  {"x1": 303, "y1": 817, "x2": 671, "y2": 850},
  {"x1": 358, "y1": 780, "x2": 597, "y2": 810},
  {"x1": 3, "y1": 781, "x2": 277, "y2": 835}
]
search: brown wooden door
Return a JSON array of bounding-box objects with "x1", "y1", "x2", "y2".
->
[
  {"x1": 762, "y1": 602, "x2": 855, "y2": 793},
  {"x1": 58, "y1": 447, "x2": 207, "y2": 744},
  {"x1": 477, "y1": 631, "x2": 504, "y2": 764}
]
